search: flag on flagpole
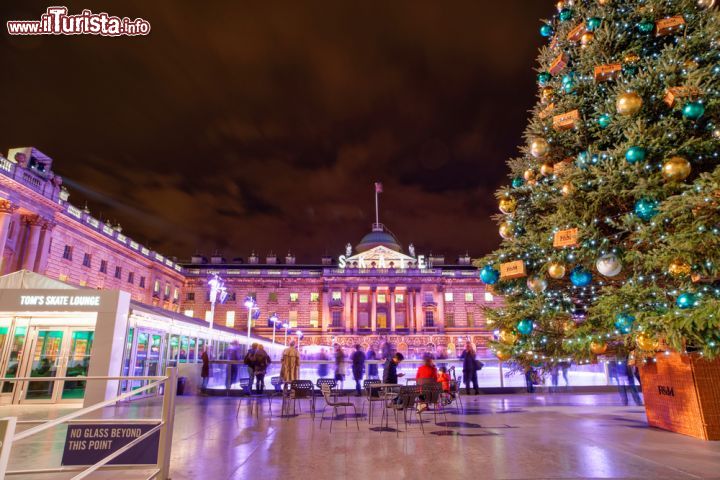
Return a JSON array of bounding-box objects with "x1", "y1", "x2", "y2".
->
[{"x1": 375, "y1": 182, "x2": 383, "y2": 193}]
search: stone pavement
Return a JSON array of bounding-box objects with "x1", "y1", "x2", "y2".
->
[{"x1": 5, "y1": 392, "x2": 720, "y2": 479}]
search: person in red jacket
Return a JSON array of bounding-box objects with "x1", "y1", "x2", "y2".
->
[{"x1": 415, "y1": 355, "x2": 438, "y2": 413}]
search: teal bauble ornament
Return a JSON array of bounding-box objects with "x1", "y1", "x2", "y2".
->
[
  {"x1": 597, "y1": 114, "x2": 611, "y2": 129},
  {"x1": 625, "y1": 146, "x2": 647, "y2": 164},
  {"x1": 622, "y1": 64, "x2": 639, "y2": 77},
  {"x1": 569, "y1": 266, "x2": 592, "y2": 287},
  {"x1": 517, "y1": 318, "x2": 534, "y2": 336},
  {"x1": 634, "y1": 198, "x2": 659, "y2": 221},
  {"x1": 540, "y1": 24, "x2": 554, "y2": 37},
  {"x1": 562, "y1": 72, "x2": 575, "y2": 85},
  {"x1": 538, "y1": 72, "x2": 551, "y2": 85},
  {"x1": 614, "y1": 313, "x2": 635, "y2": 334},
  {"x1": 682, "y1": 101, "x2": 705, "y2": 120},
  {"x1": 559, "y1": 8, "x2": 573, "y2": 22},
  {"x1": 586, "y1": 17, "x2": 602, "y2": 31},
  {"x1": 676, "y1": 292, "x2": 698, "y2": 309},
  {"x1": 480, "y1": 265, "x2": 500, "y2": 285},
  {"x1": 511, "y1": 177, "x2": 524, "y2": 188},
  {"x1": 576, "y1": 150, "x2": 590, "y2": 167},
  {"x1": 637, "y1": 21, "x2": 654, "y2": 34}
]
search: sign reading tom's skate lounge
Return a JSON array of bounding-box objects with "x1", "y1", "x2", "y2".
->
[{"x1": 61, "y1": 423, "x2": 160, "y2": 466}]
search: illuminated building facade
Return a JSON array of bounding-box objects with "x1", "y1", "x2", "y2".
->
[{"x1": 0, "y1": 147, "x2": 498, "y2": 358}]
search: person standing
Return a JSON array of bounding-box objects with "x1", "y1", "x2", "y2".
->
[
  {"x1": 366, "y1": 345, "x2": 379, "y2": 379},
  {"x1": 243, "y1": 342, "x2": 257, "y2": 392},
  {"x1": 252, "y1": 344, "x2": 271, "y2": 394},
  {"x1": 334, "y1": 344, "x2": 346, "y2": 389},
  {"x1": 317, "y1": 348, "x2": 329, "y2": 378},
  {"x1": 460, "y1": 342, "x2": 480, "y2": 395},
  {"x1": 351, "y1": 344, "x2": 366, "y2": 396},
  {"x1": 200, "y1": 346, "x2": 210, "y2": 393},
  {"x1": 280, "y1": 340, "x2": 300, "y2": 383},
  {"x1": 524, "y1": 365, "x2": 536, "y2": 393},
  {"x1": 225, "y1": 341, "x2": 239, "y2": 390}
]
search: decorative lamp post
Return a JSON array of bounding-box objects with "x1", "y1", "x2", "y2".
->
[
  {"x1": 282, "y1": 323, "x2": 290, "y2": 346},
  {"x1": 270, "y1": 313, "x2": 280, "y2": 345},
  {"x1": 244, "y1": 296, "x2": 258, "y2": 343},
  {"x1": 207, "y1": 273, "x2": 228, "y2": 346}
]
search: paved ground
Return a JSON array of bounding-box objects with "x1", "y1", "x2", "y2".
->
[{"x1": 5, "y1": 392, "x2": 720, "y2": 479}]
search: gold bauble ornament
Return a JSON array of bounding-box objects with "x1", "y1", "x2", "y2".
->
[
  {"x1": 623, "y1": 52, "x2": 640, "y2": 64},
  {"x1": 496, "y1": 349, "x2": 512, "y2": 361},
  {"x1": 524, "y1": 169, "x2": 537, "y2": 181},
  {"x1": 713, "y1": 128, "x2": 720, "y2": 139},
  {"x1": 499, "y1": 329, "x2": 518, "y2": 345},
  {"x1": 616, "y1": 92, "x2": 643, "y2": 116},
  {"x1": 597, "y1": 0, "x2": 611, "y2": 5},
  {"x1": 499, "y1": 197, "x2": 517, "y2": 214},
  {"x1": 540, "y1": 163, "x2": 554, "y2": 176},
  {"x1": 530, "y1": 137, "x2": 550, "y2": 158},
  {"x1": 683, "y1": 59, "x2": 699, "y2": 72},
  {"x1": 499, "y1": 222, "x2": 514, "y2": 239},
  {"x1": 548, "y1": 262, "x2": 566, "y2": 279},
  {"x1": 636, "y1": 334, "x2": 659, "y2": 351},
  {"x1": 662, "y1": 156, "x2": 691, "y2": 182},
  {"x1": 581, "y1": 31, "x2": 594, "y2": 47},
  {"x1": 563, "y1": 320, "x2": 576, "y2": 334},
  {"x1": 590, "y1": 341, "x2": 608, "y2": 355},
  {"x1": 541, "y1": 86, "x2": 554, "y2": 104},
  {"x1": 668, "y1": 258, "x2": 691, "y2": 277},
  {"x1": 556, "y1": 1, "x2": 564, "y2": 11},
  {"x1": 561, "y1": 183, "x2": 575, "y2": 197},
  {"x1": 698, "y1": 0, "x2": 716, "y2": 9}
]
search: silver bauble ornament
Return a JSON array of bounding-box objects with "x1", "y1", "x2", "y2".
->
[
  {"x1": 527, "y1": 275, "x2": 548, "y2": 293},
  {"x1": 596, "y1": 253, "x2": 622, "y2": 277}
]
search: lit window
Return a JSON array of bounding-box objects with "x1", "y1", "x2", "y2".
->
[
  {"x1": 290, "y1": 293, "x2": 299, "y2": 302},
  {"x1": 377, "y1": 294, "x2": 386, "y2": 303},
  {"x1": 359, "y1": 294, "x2": 368, "y2": 304},
  {"x1": 310, "y1": 311, "x2": 319, "y2": 327},
  {"x1": 269, "y1": 292, "x2": 278, "y2": 302},
  {"x1": 467, "y1": 312, "x2": 475, "y2": 327},
  {"x1": 153, "y1": 280, "x2": 161, "y2": 293},
  {"x1": 332, "y1": 291, "x2": 342, "y2": 301},
  {"x1": 444, "y1": 292, "x2": 454, "y2": 302},
  {"x1": 204, "y1": 311, "x2": 212, "y2": 322},
  {"x1": 289, "y1": 311, "x2": 298, "y2": 327},
  {"x1": 184, "y1": 309, "x2": 194, "y2": 318},
  {"x1": 79, "y1": 279, "x2": 87, "y2": 287},
  {"x1": 484, "y1": 292, "x2": 494, "y2": 302},
  {"x1": 310, "y1": 292, "x2": 319, "y2": 302},
  {"x1": 465, "y1": 292, "x2": 474, "y2": 302},
  {"x1": 173, "y1": 288, "x2": 179, "y2": 300},
  {"x1": 164, "y1": 284, "x2": 170, "y2": 296},
  {"x1": 58, "y1": 273, "x2": 68, "y2": 282},
  {"x1": 395, "y1": 293, "x2": 404, "y2": 303},
  {"x1": 445, "y1": 312, "x2": 454, "y2": 327},
  {"x1": 226, "y1": 311, "x2": 235, "y2": 327}
]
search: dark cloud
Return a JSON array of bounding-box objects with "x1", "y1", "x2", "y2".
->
[{"x1": 0, "y1": 0, "x2": 550, "y2": 261}]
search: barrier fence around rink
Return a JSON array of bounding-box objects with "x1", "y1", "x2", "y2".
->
[
  {"x1": 0, "y1": 367, "x2": 178, "y2": 480},
  {"x1": 201, "y1": 358, "x2": 611, "y2": 392}
]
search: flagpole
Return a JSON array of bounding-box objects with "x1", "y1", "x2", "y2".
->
[{"x1": 375, "y1": 186, "x2": 379, "y2": 225}]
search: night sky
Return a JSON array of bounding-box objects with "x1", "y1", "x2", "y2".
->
[{"x1": 0, "y1": 1, "x2": 550, "y2": 262}]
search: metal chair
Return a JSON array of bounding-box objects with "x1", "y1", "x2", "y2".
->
[
  {"x1": 362, "y1": 379, "x2": 383, "y2": 423},
  {"x1": 420, "y1": 381, "x2": 448, "y2": 425},
  {"x1": 318, "y1": 384, "x2": 359, "y2": 432},
  {"x1": 448, "y1": 379, "x2": 463, "y2": 413},
  {"x1": 381, "y1": 385, "x2": 424, "y2": 436},
  {"x1": 316, "y1": 378, "x2": 337, "y2": 400},
  {"x1": 286, "y1": 380, "x2": 315, "y2": 419},
  {"x1": 271, "y1": 376, "x2": 283, "y2": 392}
]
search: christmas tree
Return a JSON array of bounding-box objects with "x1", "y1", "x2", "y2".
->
[{"x1": 479, "y1": 0, "x2": 720, "y2": 369}]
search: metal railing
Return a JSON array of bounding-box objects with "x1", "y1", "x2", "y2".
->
[{"x1": 0, "y1": 368, "x2": 178, "y2": 480}]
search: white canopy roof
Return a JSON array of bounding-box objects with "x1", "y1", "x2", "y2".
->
[{"x1": 0, "y1": 270, "x2": 74, "y2": 290}]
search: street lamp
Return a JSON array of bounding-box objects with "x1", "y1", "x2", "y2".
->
[
  {"x1": 207, "y1": 273, "x2": 228, "y2": 346},
  {"x1": 244, "y1": 296, "x2": 258, "y2": 343},
  {"x1": 269, "y1": 313, "x2": 280, "y2": 345},
  {"x1": 282, "y1": 323, "x2": 290, "y2": 346}
]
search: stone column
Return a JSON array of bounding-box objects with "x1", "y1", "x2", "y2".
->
[
  {"x1": 0, "y1": 200, "x2": 17, "y2": 273},
  {"x1": 370, "y1": 287, "x2": 377, "y2": 332},
  {"x1": 35, "y1": 220, "x2": 55, "y2": 274},
  {"x1": 389, "y1": 287, "x2": 396, "y2": 332},
  {"x1": 343, "y1": 287, "x2": 352, "y2": 332},
  {"x1": 21, "y1": 215, "x2": 43, "y2": 271},
  {"x1": 407, "y1": 289, "x2": 415, "y2": 333},
  {"x1": 415, "y1": 288, "x2": 424, "y2": 332},
  {"x1": 321, "y1": 286, "x2": 330, "y2": 332},
  {"x1": 352, "y1": 288, "x2": 359, "y2": 332},
  {"x1": 436, "y1": 286, "x2": 445, "y2": 332}
]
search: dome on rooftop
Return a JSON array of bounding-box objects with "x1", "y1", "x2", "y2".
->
[{"x1": 355, "y1": 224, "x2": 402, "y2": 253}]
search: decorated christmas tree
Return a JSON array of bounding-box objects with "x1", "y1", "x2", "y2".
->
[{"x1": 478, "y1": 0, "x2": 720, "y2": 369}]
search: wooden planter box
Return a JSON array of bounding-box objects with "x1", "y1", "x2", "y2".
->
[{"x1": 640, "y1": 352, "x2": 720, "y2": 440}]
